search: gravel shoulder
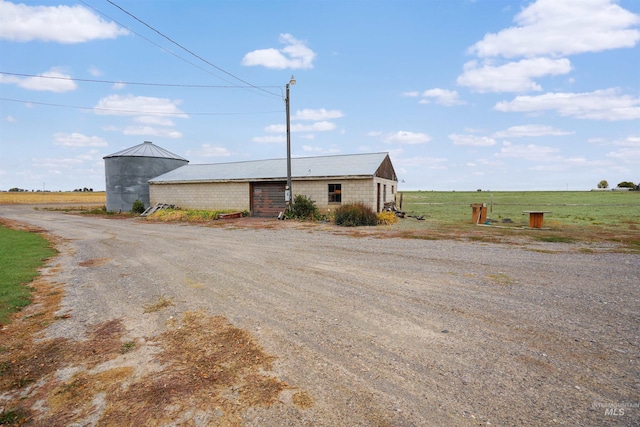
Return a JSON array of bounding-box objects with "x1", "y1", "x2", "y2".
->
[{"x1": 1, "y1": 205, "x2": 639, "y2": 426}]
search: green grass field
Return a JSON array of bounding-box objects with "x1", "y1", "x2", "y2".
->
[
  {"x1": 388, "y1": 191, "x2": 640, "y2": 249},
  {"x1": 0, "y1": 225, "x2": 57, "y2": 324},
  {"x1": 399, "y1": 191, "x2": 639, "y2": 227}
]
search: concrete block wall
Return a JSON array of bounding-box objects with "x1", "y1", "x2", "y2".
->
[
  {"x1": 374, "y1": 177, "x2": 398, "y2": 207},
  {"x1": 294, "y1": 178, "x2": 377, "y2": 213},
  {"x1": 150, "y1": 177, "x2": 398, "y2": 214},
  {"x1": 150, "y1": 182, "x2": 250, "y2": 211}
]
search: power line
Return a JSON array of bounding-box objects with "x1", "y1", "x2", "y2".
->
[
  {"x1": 0, "y1": 71, "x2": 280, "y2": 90},
  {"x1": 95, "y1": 0, "x2": 281, "y2": 98},
  {"x1": 0, "y1": 97, "x2": 282, "y2": 116},
  {"x1": 77, "y1": 0, "x2": 280, "y2": 99}
]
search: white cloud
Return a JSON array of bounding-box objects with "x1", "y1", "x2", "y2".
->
[
  {"x1": 301, "y1": 145, "x2": 341, "y2": 154},
  {"x1": 258, "y1": 113, "x2": 337, "y2": 143},
  {"x1": 0, "y1": 68, "x2": 77, "y2": 92},
  {"x1": 417, "y1": 88, "x2": 466, "y2": 106},
  {"x1": 32, "y1": 156, "x2": 83, "y2": 169},
  {"x1": 94, "y1": 94, "x2": 187, "y2": 117},
  {"x1": 293, "y1": 108, "x2": 343, "y2": 121},
  {"x1": 264, "y1": 124, "x2": 285, "y2": 133},
  {"x1": 53, "y1": 132, "x2": 107, "y2": 147},
  {"x1": 186, "y1": 144, "x2": 230, "y2": 158},
  {"x1": 495, "y1": 88, "x2": 640, "y2": 121},
  {"x1": 292, "y1": 121, "x2": 336, "y2": 132},
  {"x1": 379, "y1": 131, "x2": 432, "y2": 145},
  {"x1": 5, "y1": 115, "x2": 16, "y2": 122},
  {"x1": 588, "y1": 137, "x2": 608, "y2": 144},
  {"x1": 242, "y1": 33, "x2": 316, "y2": 70},
  {"x1": 615, "y1": 136, "x2": 640, "y2": 146},
  {"x1": 449, "y1": 134, "x2": 497, "y2": 146},
  {"x1": 133, "y1": 115, "x2": 176, "y2": 127},
  {"x1": 468, "y1": 0, "x2": 640, "y2": 58},
  {"x1": 457, "y1": 58, "x2": 572, "y2": 93},
  {"x1": 493, "y1": 124, "x2": 574, "y2": 138},
  {"x1": 496, "y1": 141, "x2": 562, "y2": 162},
  {"x1": 476, "y1": 158, "x2": 505, "y2": 167},
  {"x1": 88, "y1": 66, "x2": 102, "y2": 77},
  {"x1": 0, "y1": 0, "x2": 129, "y2": 43},
  {"x1": 94, "y1": 94, "x2": 186, "y2": 138},
  {"x1": 530, "y1": 157, "x2": 615, "y2": 171},
  {"x1": 123, "y1": 126, "x2": 182, "y2": 139},
  {"x1": 265, "y1": 121, "x2": 336, "y2": 133},
  {"x1": 606, "y1": 136, "x2": 640, "y2": 161}
]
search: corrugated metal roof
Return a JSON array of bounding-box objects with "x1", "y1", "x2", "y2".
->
[
  {"x1": 104, "y1": 141, "x2": 188, "y2": 161},
  {"x1": 149, "y1": 152, "x2": 390, "y2": 183}
]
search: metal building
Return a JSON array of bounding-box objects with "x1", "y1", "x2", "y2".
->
[{"x1": 103, "y1": 141, "x2": 188, "y2": 212}]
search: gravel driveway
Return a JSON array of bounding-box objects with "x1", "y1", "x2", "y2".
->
[{"x1": 1, "y1": 205, "x2": 638, "y2": 426}]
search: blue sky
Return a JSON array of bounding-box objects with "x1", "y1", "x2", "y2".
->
[{"x1": 1, "y1": 0, "x2": 638, "y2": 191}]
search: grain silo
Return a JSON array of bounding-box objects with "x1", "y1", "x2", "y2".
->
[{"x1": 104, "y1": 141, "x2": 188, "y2": 212}]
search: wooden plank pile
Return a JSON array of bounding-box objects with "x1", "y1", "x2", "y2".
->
[{"x1": 140, "y1": 203, "x2": 176, "y2": 217}]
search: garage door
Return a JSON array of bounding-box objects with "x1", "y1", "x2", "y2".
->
[{"x1": 251, "y1": 182, "x2": 286, "y2": 217}]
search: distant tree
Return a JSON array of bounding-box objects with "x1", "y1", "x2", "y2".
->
[
  {"x1": 597, "y1": 180, "x2": 609, "y2": 189},
  {"x1": 617, "y1": 181, "x2": 635, "y2": 188}
]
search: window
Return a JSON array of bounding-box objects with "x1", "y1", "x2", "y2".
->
[{"x1": 328, "y1": 183, "x2": 341, "y2": 203}]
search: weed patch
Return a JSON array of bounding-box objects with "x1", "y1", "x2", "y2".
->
[
  {"x1": 143, "y1": 295, "x2": 175, "y2": 313},
  {"x1": 486, "y1": 273, "x2": 517, "y2": 286},
  {"x1": 536, "y1": 236, "x2": 577, "y2": 244}
]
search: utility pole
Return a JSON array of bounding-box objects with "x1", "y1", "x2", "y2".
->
[{"x1": 285, "y1": 75, "x2": 296, "y2": 208}]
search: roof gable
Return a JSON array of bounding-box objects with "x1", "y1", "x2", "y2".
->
[{"x1": 150, "y1": 152, "x2": 395, "y2": 183}]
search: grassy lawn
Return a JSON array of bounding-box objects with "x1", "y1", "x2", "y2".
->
[{"x1": 0, "y1": 225, "x2": 57, "y2": 324}]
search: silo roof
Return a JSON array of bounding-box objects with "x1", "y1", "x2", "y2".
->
[
  {"x1": 149, "y1": 152, "x2": 391, "y2": 183},
  {"x1": 104, "y1": 141, "x2": 188, "y2": 161}
]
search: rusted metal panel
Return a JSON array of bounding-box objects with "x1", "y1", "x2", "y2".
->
[{"x1": 251, "y1": 182, "x2": 286, "y2": 217}]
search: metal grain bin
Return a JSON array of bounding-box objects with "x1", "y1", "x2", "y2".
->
[{"x1": 104, "y1": 141, "x2": 188, "y2": 212}]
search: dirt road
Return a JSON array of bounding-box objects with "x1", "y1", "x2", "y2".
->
[{"x1": 1, "y1": 205, "x2": 638, "y2": 426}]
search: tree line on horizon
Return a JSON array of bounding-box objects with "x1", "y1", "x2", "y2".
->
[
  {"x1": 597, "y1": 180, "x2": 639, "y2": 190},
  {"x1": 7, "y1": 187, "x2": 95, "y2": 192}
]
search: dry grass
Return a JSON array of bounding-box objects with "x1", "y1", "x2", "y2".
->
[
  {"x1": 0, "y1": 221, "x2": 310, "y2": 425},
  {"x1": 142, "y1": 295, "x2": 175, "y2": 313},
  {"x1": 486, "y1": 273, "x2": 517, "y2": 286},
  {"x1": 0, "y1": 191, "x2": 106, "y2": 205}
]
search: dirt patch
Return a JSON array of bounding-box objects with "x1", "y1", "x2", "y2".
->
[
  {"x1": 78, "y1": 258, "x2": 111, "y2": 267},
  {"x1": 0, "y1": 217, "x2": 48, "y2": 234}
]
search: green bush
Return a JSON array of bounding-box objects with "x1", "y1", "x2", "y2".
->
[
  {"x1": 334, "y1": 202, "x2": 378, "y2": 226},
  {"x1": 286, "y1": 195, "x2": 319, "y2": 220},
  {"x1": 131, "y1": 200, "x2": 146, "y2": 214}
]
